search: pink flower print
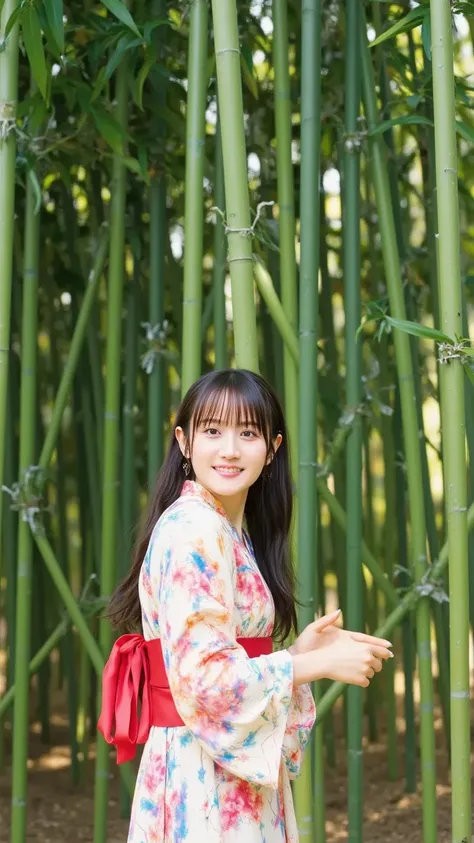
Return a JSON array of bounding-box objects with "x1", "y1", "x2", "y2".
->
[{"x1": 221, "y1": 780, "x2": 264, "y2": 831}]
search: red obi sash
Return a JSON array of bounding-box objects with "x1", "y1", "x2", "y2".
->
[{"x1": 97, "y1": 634, "x2": 273, "y2": 764}]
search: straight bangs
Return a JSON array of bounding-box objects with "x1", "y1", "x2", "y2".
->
[{"x1": 190, "y1": 375, "x2": 276, "y2": 454}]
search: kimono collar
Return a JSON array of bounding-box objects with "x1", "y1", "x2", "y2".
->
[
  {"x1": 180, "y1": 479, "x2": 229, "y2": 520},
  {"x1": 180, "y1": 480, "x2": 249, "y2": 545}
]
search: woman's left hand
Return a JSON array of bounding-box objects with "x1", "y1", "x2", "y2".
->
[
  {"x1": 288, "y1": 610, "x2": 393, "y2": 658},
  {"x1": 288, "y1": 610, "x2": 342, "y2": 656}
]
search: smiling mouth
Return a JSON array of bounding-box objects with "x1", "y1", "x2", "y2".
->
[{"x1": 213, "y1": 467, "x2": 244, "y2": 475}]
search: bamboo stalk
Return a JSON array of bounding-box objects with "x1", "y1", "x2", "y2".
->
[
  {"x1": 342, "y1": 4, "x2": 363, "y2": 836},
  {"x1": 93, "y1": 47, "x2": 130, "y2": 843},
  {"x1": 0, "y1": 354, "x2": 18, "y2": 771},
  {"x1": 394, "y1": 390, "x2": 417, "y2": 793},
  {"x1": 213, "y1": 118, "x2": 227, "y2": 370},
  {"x1": 181, "y1": 0, "x2": 208, "y2": 392},
  {"x1": 10, "y1": 152, "x2": 41, "y2": 843},
  {"x1": 148, "y1": 0, "x2": 167, "y2": 480},
  {"x1": 273, "y1": 0, "x2": 299, "y2": 475},
  {"x1": 360, "y1": 21, "x2": 437, "y2": 839},
  {"x1": 297, "y1": 0, "x2": 323, "y2": 837},
  {"x1": 0, "y1": 0, "x2": 20, "y2": 584},
  {"x1": 0, "y1": 617, "x2": 70, "y2": 719},
  {"x1": 33, "y1": 531, "x2": 135, "y2": 797},
  {"x1": 39, "y1": 229, "x2": 109, "y2": 471},
  {"x1": 319, "y1": 193, "x2": 347, "y2": 622},
  {"x1": 379, "y1": 337, "x2": 398, "y2": 780},
  {"x1": 120, "y1": 255, "x2": 139, "y2": 818},
  {"x1": 253, "y1": 259, "x2": 299, "y2": 363},
  {"x1": 316, "y1": 493, "x2": 474, "y2": 722},
  {"x1": 148, "y1": 177, "x2": 167, "y2": 478},
  {"x1": 430, "y1": 0, "x2": 472, "y2": 832},
  {"x1": 211, "y1": 0, "x2": 259, "y2": 370}
]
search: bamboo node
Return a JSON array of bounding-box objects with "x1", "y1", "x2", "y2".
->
[
  {"x1": 0, "y1": 100, "x2": 16, "y2": 140},
  {"x1": 215, "y1": 48, "x2": 240, "y2": 57},
  {"x1": 438, "y1": 340, "x2": 472, "y2": 364},
  {"x1": 2, "y1": 466, "x2": 48, "y2": 531},
  {"x1": 450, "y1": 690, "x2": 470, "y2": 699},
  {"x1": 211, "y1": 201, "x2": 274, "y2": 238},
  {"x1": 140, "y1": 320, "x2": 175, "y2": 375}
]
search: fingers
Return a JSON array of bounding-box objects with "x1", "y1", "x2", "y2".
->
[
  {"x1": 349, "y1": 634, "x2": 393, "y2": 660},
  {"x1": 371, "y1": 645, "x2": 393, "y2": 661},
  {"x1": 350, "y1": 631, "x2": 392, "y2": 649},
  {"x1": 313, "y1": 609, "x2": 341, "y2": 632}
]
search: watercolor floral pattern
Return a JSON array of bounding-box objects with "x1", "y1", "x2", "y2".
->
[{"x1": 128, "y1": 480, "x2": 316, "y2": 843}]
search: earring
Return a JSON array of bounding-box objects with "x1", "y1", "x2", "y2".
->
[
  {"x1": 182, "y1": 459, "x2": 191, "y2": 477},
  {"x1": 264, "y1": 459, "x2": 273, "y2": 481}
]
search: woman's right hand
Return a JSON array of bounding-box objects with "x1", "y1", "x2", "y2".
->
[{"x1": 291, "y1": 632, "x2": 393, "y2": 688}]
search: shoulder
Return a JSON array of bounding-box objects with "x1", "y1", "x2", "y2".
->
[{"x1": 151, "y1": 495, "x2": 229, "y2": 549}]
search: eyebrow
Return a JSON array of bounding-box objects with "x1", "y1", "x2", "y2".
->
[{"x1": 200, "y1": 418, "x2": 259, "y2": 427}]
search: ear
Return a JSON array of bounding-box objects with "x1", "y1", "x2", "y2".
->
[
  {"x1": 175, "y1": 426, "x2": 189, "y2": 458},
  {"x1": 267, "y1": 432, "x2": 282, "y2": 465}
]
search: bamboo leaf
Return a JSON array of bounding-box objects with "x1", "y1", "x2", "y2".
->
[
  {"x1": 27, "y1": 168, "x2": 42, "y2": 215},
  {"x1": 5, "y1": 3, "x2": 24, "y2": 39},
  {"x1": 43, "y1": 0, "x2": 64, "y2": 54},
  {"x1": 123, "y1": 156, "x2": 149, "y2": 184},
  {"x1": 385, "y1": 315, "x2": 453, "y2": 344},
  {"x1": 133, "y1": 50, "x2": 157, "y2": 110},
  {"x1": 22, "y1": 6, "x2": 48, "y2": 101},
  {"x1": 369, "y1": 6, "x2": 427, "y2": 47},
  {"x1": 459, "y1": 345, "x2": 474, "y2": 357},
  {"x1": 456, "y1": 119, "x2": 474, "y2": 146},
  {"x1": 91, "y1": 35, "x2": 140, "y2": 101},
  {"x1": 369, "y1": 114, "x2": 433, "y2": 136},
  {"x1": 100, "y1": 0, "x2": 141, "y2": 38},
  {"x1": 421, "y1": 15, "x2": 431, "y2": 60},
  {"x1": 463, "y1": 364, "x2": 474, "y2": 389},
  {"x1": 240, "y1": 43, "x2": 258, "y2": 100},
  {"x1": 142, "y1": 17, "x2": 172, "y2": 43},
  {"x1": 90, "y1": 105, "x2": 126, "y2": 153}
]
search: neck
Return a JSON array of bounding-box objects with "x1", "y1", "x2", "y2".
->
[{"x1": 205, "y1": 485, "x2": 247, "y2": 538}]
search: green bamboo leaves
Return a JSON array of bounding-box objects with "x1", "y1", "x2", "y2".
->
[
  {"x1": 101, "y1": 0, "x2": 140, "y2": 37},
  {"x1": 374, "y1": 315, "x2": 474, "y2": 388},
  {"x1": 22, "y1": 6, "x2": 47, "y2": 99},
  {"x1": 43, "y1": 0, "x2": 64, "y2": 54}
]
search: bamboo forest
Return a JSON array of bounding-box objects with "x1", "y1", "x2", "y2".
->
[{"x1": 0, "y1": 0, "x2": 473, "y2": 840}]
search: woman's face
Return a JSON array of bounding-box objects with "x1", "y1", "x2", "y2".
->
[{"x1": 175, "y1": 398, "x2": 282, "y2": 500}]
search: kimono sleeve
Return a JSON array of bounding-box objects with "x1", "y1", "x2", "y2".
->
[
  {"x1": 281, "y1": 684, "x2": 316, "y2": 779},
  {"x1": 153, "y1": 502, "x2": 294, "y2": 789}
]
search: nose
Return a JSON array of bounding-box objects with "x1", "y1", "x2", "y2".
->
[{"x1": 218, "y1": 431, "x2": 240, "y2": 459}]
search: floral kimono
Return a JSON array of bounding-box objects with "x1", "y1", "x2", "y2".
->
[{"x1": 128, "y1": 480, "x2": 316, "y2": 843}]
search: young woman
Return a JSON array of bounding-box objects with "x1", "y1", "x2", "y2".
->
[{"x1": 99, "y1": 368, "x2": 393, "y2": 843}]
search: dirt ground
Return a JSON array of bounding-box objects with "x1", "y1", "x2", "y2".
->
[{"x1": 0, "y1": 670, "x2": 473, "y2": 843}]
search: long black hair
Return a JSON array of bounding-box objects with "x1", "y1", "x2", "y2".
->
[{"x1": 107, "y1": 369, "x2": 298, "y2": 643}]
